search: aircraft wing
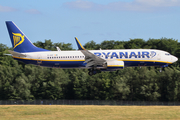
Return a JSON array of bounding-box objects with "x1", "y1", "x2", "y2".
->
[
  {"x1": 75, "y1": 37, "x2": 106, "y2": 67},
  {"x1": 8, "y1": 50, "x2": 26, "y2": 57}
]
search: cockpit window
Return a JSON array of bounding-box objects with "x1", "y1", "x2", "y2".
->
[{"x1": 165, "y1": 53, "x2": 170, "y2": 56}]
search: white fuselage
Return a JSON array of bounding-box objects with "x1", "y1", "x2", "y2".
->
[{"x1": 13, "y1": 49, "x2": 178, "y2": 69}]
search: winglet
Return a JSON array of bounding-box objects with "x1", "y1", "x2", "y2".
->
[{"x1": 75, "y1": 37, "x2": 85, "y2": 50}]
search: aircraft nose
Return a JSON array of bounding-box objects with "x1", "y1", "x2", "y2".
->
[{"x1": 172, "y1": 56, "x2": 178, "y2": 63}]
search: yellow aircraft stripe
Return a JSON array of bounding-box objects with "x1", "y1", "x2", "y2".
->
[{"x1": 117, "y1": 59, "x2": 172, "y2": 64}]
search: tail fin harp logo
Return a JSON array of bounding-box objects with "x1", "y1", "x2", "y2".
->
[{"x1": 12, "y1": 32, "x2": 25, "y2": 49}]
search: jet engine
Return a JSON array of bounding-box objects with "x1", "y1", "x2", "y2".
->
[{"x1": 103, "y1": 60, "x2": 124, "y2": 70}]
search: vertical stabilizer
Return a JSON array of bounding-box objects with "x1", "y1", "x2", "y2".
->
[{"x1": 6, "y1": 21, "x2": 49, "y2": 53}]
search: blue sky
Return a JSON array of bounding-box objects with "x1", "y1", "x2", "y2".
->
[{"x1": 1, "y1": 0, "x2": 180, "y2": 49}]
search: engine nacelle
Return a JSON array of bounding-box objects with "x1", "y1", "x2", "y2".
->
[{"x1": 103, "y1": 60, "x2": 124, "y2": 70}]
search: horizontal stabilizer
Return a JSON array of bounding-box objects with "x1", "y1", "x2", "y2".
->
[
  {"x1": 8, "y1": 50, "x2": 26, "y2": 57},
  {"x1": 3, "y1": 54, "x2": 12, "y2": 56}
]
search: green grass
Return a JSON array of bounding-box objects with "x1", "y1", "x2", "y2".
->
[{"x1": 0, "y1": 105, "x2": 180, "y2": 120}]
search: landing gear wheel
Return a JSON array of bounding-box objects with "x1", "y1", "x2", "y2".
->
[
  {"x1": 88, "y1": 71, "x2": 93, "y2": 76},
  {"x1": 88, "y1": 69, "x2": 97, "y2": 76}
]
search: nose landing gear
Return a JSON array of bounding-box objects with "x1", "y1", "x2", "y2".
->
[{"x1": 159, "y1": 64, "x2": 169, "y2": 72}]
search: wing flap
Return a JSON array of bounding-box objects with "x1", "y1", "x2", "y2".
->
[
  {"x1": 84, "y1": 58, "x2": 93, "y2": 63},
  {"x1": 86, "y1": 61, "x2": 96, "y2": 67}
]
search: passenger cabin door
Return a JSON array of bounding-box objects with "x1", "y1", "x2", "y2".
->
[
  {"x1": 37, "y1": 54, "x2": 42, "y2": 64},
  {"x1": 157, "y1": 53, "x2": 161, "y2": 60}
]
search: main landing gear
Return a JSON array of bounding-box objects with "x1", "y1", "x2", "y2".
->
[{"x1": 88, "y1": 69, "x2": 101, "y2": 76}]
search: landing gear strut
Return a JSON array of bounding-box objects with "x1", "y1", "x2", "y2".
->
[
  {"x1": 88, "y1": 69, "x2": 101, "y2": 76},
  {"x1": 88, "y1": 69, "x2": 96, "y2": 76}
]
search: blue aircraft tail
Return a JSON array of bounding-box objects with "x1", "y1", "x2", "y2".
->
[{"x1": 6, "y1": 21, "x2": 49, "y2": 53}]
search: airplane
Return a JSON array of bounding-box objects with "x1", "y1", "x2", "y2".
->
[{"x1": 6, "y1": 21, "x2": 178, "y2": 75}]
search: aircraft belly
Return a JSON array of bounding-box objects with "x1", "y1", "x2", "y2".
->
[
  {"x1": 124, "y1": 61, "x2": 167, "y2": 67},
  {"x1": 13, "y1": 58, "x2": 85, "y2": 68},
  {"x1": 42, "y1": 61, "x2": 85, "y2": 68},
  {"x1": 14, "y1": 57, "x2": 168, "y2": 68}
]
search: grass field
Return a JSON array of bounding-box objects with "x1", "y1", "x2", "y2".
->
[{"x1": 0, "y1": 105, "x2": 180, "y2": 120}]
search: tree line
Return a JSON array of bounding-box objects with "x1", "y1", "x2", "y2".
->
[{"x1": 0, "y1": 38, "x2": 180, "y2": 101}]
